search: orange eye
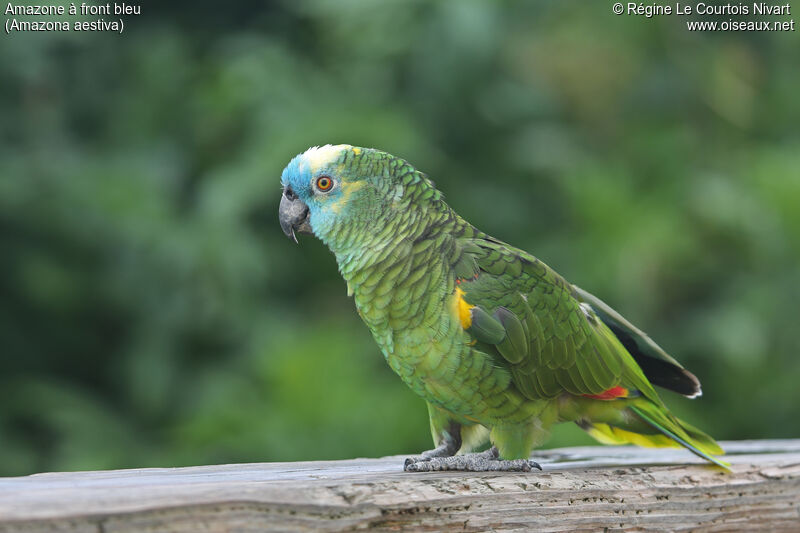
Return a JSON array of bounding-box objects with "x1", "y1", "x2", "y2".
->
[{"x1": 316, "y1": 175, "x2": 333, "y2": 192}]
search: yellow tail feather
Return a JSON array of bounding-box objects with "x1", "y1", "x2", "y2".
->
[
  {"x1": 581, "y1": 401, "x2": 729, "y2": 469},
  {"x1": 584, "y1": 423, "x2": 681, "y2": 449}
]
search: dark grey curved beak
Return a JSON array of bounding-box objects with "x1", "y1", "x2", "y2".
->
[{"x1": 279, "y1": 187, "x2": 312, "y2": 243}]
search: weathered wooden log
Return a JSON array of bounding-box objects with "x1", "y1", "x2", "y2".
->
[{"x1": 0, "y1": 440, "x2": 798, "y2": 532}]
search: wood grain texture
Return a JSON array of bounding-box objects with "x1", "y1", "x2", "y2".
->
[{"x1": 0, "y1": 440, "x2": 798, "y2": 532}]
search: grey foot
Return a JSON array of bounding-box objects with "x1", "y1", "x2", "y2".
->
[
  {"x1": 404, "y1": 446, "x2": 542, "y2": 472},
  {"x1": 403, "y1": 439, "x2": 459, "y2": 469}
]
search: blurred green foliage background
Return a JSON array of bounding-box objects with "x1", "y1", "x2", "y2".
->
[{"x1": 1, "y1": 0, "x2": 799, "y2": 477}]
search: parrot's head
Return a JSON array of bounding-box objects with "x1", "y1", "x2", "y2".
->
[
  {"x1": 279, "y1": 144, "x2": 373, "y2": 246},
  {"x1": 279, "y1": 144, "x2": 437, "y2": 256}
]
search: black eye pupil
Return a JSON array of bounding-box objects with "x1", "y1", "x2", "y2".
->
[{"x1": 318, "y1": 177, "x2": 331, "y2": 190}]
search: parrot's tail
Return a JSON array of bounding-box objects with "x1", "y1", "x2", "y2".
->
[{"x1": 579, "y1": 399, "x2": 729, "y2": 469}]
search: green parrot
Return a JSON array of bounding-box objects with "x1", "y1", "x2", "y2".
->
[{"x1": 279, "y1": 144, "x2": 727, "y2": 472}]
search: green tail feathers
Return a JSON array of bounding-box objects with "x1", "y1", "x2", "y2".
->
[
  {"x1": 629, "y1": 404, "x2": 729, "y2": 468},
  {"x1": 582, "y1": 400, "x2": 729, "y2": 469}
]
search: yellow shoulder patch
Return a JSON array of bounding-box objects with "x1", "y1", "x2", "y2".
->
[{"x1": 453, "y1": 287, "x2": 475, "y2": 329}]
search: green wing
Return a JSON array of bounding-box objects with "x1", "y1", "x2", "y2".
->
[
  {"x1": 572, "y1": 286, "x2": 702, "y2": 397},
  {"x1": 456, "y1": 235, "x2": 656, "y2": 402},
  {"x1": 451, "y1": 233, "x2": 726, "y2": 465}
]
